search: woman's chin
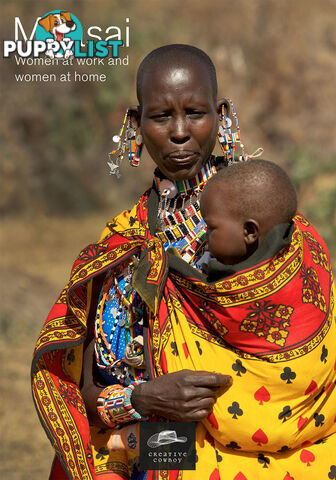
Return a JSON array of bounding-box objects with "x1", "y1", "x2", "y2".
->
[{"x1": 162, "y1": 159, "x2": 208, "y2": 181}]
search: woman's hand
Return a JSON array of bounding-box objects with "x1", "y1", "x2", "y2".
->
[
  {"x1": 132, "y1": 370, "x2": 232, "y2": 421},
  {"x1": 81, "y1": 340, "x2": 232, "y2": 424}
]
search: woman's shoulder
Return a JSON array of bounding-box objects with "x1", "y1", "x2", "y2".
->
[
  {"x1": 101, "y1": 188, "x2": 153, "y2": 241},
  {"x1": 70, "y1": 189, "x2": 153, "y2": 277},
  {"x1": 70, "y1": 211, "x2": 129, "y2": 273}
]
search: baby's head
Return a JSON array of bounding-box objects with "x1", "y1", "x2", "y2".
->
[{"x1": 200, "y1": 159, "x2": 297, "y2": 265}]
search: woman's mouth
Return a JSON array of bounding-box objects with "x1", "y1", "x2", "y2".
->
[{"x1": 165, "y1": 151, "x2": 198, "y2": 165}]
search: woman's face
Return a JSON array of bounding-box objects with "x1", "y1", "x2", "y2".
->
[{"x1": 138, "y1": 63, "x2": 219, "y2": 180}]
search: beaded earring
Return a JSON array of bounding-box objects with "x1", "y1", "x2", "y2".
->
[
  {"x1": 108, "y1": 109, "x2": 143, "y2": 177},
  {"x1": 217, "y1": 100, "x2": 246, "y2": 164}
]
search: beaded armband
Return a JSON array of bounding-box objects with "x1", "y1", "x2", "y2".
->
[
  {"x1": 96, "y1": 384, "x2": 121, "y2": 428},
  {"x1": 124, "y1": 381, "x2": 147, "y2": 420},
  {"x1": 97, "y1": 380, "x2": 147, "y2": 427}
]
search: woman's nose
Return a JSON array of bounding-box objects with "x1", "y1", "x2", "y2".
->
[{"x1": 170, "y1": 117, "x2": 190, "y2": 144}]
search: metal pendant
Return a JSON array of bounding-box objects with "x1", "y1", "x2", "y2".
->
[{"x1": 107, "y1": 157, "x2": 121, "y2": 178}]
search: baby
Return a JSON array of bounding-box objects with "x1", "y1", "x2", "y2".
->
[
  {"x1": 196, "y1": 160, "x2": 336, "y2": 462},
  {"x1": 200, "y1": 158, "x2": 297, "y2": 278}
]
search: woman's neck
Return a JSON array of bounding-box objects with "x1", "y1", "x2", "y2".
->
[{"x1": 154, "y1": 156, "x2": 217, "y2": 214}]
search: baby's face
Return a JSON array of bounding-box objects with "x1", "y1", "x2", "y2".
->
[{"x1": 200, "y1": 184, "x2": 247, "y2": 265}]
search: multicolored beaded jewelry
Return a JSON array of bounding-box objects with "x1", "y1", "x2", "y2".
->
[
  {"x1": 97, "y1": 384, "x2": 121, "y2": 428},
  {"x1": 95, "y1": 160, "x2": 217, "y2": 389},
  {"x1": 156, "y1": 200, "x2": 207, "y2": 264},
  {"x1": 217, "y1": 99, "x2": 246, "y2": 164},
  {"x1": 94, "y1": 265, "x2": 146, "y2": 386},
  {"x1": 154, "y1": 157, "x2": 216, "y2": 212},
  {"x1": 108, "y1": 109, "x2": 143, "y2": 178},
  {"x1": 154, "y1": 157, "x2": 216, "y2": 264},
  {"x1": 97, "y1": 380, "x2": 147, "y2": 427},
  {"x1": 124, "y1": 380, "x2": 148, "y2": 421}
]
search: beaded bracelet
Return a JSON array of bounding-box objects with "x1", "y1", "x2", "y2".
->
[
  {"x1": 124, "y1": 380, "x2": 148, "y2": 421},
  {"x1": 97, "y1": 380, "x2": 147, "y2": 428},
  {"x1": 97, "y1": 384, "x2": 122, "y2": 428}
]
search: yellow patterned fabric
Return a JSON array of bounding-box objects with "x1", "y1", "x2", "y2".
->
[
  {"x1": 138, "y1": 215, "x2": 336, "y2": 479},
  {"x1": 31, "y1": 184, "x2": 336, "y2": 480},
  {"x1": 152, "y1": 286, "x2": 336, "y2": 479}
]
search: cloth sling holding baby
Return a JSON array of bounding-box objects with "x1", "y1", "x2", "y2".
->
[{"x1": 31, "y1": 188, "x2": 336, "y2": 480}]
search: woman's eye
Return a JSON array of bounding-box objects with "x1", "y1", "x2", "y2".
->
[
  {"x1": 187, "y1": 110, "x2": 204, "y2": 118},
  {"x1": 150, "y1": 113, "x2": 170, "y2": 121}
]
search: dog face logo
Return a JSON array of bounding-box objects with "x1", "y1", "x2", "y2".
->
[
  {"x1": 39, "y1": 12, "x2": 76, "y2": 42},
  {"x1": 36, "y1": 10, "x2": 82, "y2": 59}
]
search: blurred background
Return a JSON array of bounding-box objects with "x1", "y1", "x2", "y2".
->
[{"x1": 1, "y1": 0, "x2": 335, "y2": 478}]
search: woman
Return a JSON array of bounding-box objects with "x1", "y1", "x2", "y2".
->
[{"x1": 31, "y1": 45, "x2": 336, "y2": 480}]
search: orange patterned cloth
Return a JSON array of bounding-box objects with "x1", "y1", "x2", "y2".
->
[
  {"x1": 31, "y1": 191, "x2": 154, "y2": 480},
  {"x1": 31, "y1": 185, "x2": 336, "y2": 479},
  {"x1": 137, "y1": 213, "x2": 336, "y2": 479}
]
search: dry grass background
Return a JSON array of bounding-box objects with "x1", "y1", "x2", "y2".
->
[
  {"x1": 0, "y1": 215, "x2": 110, "y2": 479},
  {"x1": 1, "y1": 0, "x2": 335, "y2": 478}
]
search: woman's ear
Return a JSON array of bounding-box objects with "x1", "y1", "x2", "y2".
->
[
  {"x1": 128, "y1": 105, "x2": 141, "y2": 129},
  {"x1": 244, "y1": 219, "x2": 260, "y2": 245},
  {"x1": 216, "y1": 98, "x2": 231, "y2": 117}
]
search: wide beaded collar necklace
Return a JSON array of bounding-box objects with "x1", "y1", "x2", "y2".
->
[
  {"x1": 153, "y1": 157, "x2": 217, "y2": 264},
  {"x1": 153, "y1": 156, "x2": 217, "y2": 213}
]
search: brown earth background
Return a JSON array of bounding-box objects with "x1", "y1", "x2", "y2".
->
[{"x1": 1, "y1": 0, "x2": 335, "y2": 478}]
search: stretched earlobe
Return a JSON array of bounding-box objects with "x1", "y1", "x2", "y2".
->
[
  {"x1": 244, "y1": 219, "x2": 260, "y2": 245},
  {"x1": 216, "y1": 98, "x2": 230, "y2": 117},
  {"x1": 128, "y1": 105, "x2": 141, "y2": 128}
]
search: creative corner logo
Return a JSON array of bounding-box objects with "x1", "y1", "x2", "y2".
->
[{"x1": 3, "y1": 10, "x2": 128, "y2": 61}]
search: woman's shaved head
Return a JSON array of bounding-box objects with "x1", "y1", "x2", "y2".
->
[{"x1": 136, "y1": 44, "x2": 218, "y2": 105}]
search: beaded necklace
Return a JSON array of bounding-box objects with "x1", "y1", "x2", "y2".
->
[
  {"x1": 94, "y1": 265, "x2": 146, "y2": 385},
  {"x1": 154, "y1": 156, "x2": 217, "y2": 264},
  {"x1": 94, "y1": 157, "x2": 217, "y2": 382},
  {"x1": 154, "y1": 156, "x2": 216, "y2": 212},
  {"x1": 155, "y1": 199, "x2": 206, "y2": 263}
]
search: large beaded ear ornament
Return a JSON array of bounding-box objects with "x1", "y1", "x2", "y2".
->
[
  {"x1": 107, "y1": 109, "x2": 143, "y2": 178},
  {"x1": 217, "y1": 99, "x2": 264, "y2": 165},
  {"x1": 217, "y1": 99, "x2": 264, "y2": 164},
  {"x1": 217, "y1": 99, "x2": 247, "y2": 165}
]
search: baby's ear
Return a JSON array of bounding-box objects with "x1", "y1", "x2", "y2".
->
[{"x1": 244, "y1": 220, "x2": 260, "y2": 245}]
